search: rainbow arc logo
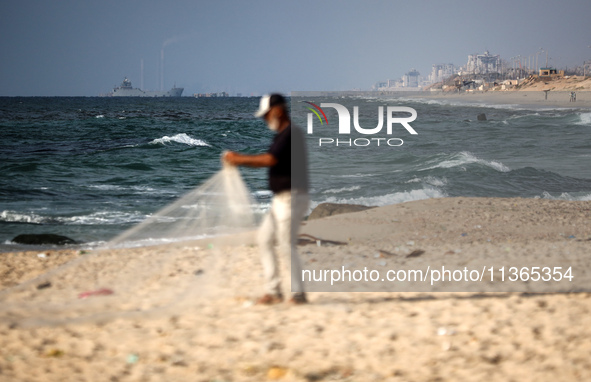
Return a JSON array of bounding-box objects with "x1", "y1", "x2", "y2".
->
[{"x1": 303, "y1": 101, "x2": 328, "y2": 125}]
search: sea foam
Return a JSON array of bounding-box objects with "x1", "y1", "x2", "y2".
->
[
  {"x1": 150, "y1": 133, "x2": 210, "y2": 147},
  {"x1": 538, "y1": 191, "x2": 591, "y2": 202},
  {"x1": 419, "y1": 151, "x2": 510, "y2": 173},
  {"x1": 313, "y1": 187, "x2": 446, "y2": 209},
  {"x1": 576, "y1": 112, "x2": 591, "y2": 125}
]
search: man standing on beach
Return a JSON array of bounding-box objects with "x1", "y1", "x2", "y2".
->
[{"x1": 223, "y1": 94, "x2": 309, "y2": 305}]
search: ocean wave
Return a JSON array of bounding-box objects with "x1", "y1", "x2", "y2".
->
[
  {"x1": 254, "y1": 190, "x2": 273, "y2": 199},
  {"x1": 106, "y1": 235, "x2": 212, "y2": 249},
  {"x1": 331, "y1": 173, "x2": 377, "y2": 178},
  {"x1": 419, "y1": 151, "x2": 510, "y2": 173},
  {"x1": 392, "y1": 97, "x2": 575, "y2": 112},
  {"x1": 87, "y1": 185, "x2": 176, "y2": 195},
  {"x1": 405, "y1": 176, "x2": 447, "y2": 187},
  {"x1": 392, "y1": 97, "x2": 525, "y2": 110},
  {"x1": 537, "y1": 191, "x2": 591, "y2": 202},
  {"x1": 0, "y1": 210, "x2": 148, "y2": 225},
  {"x1": 313, "y1": 187, "x2": 446, "y2": 208},
  {"x1": 576, "y1": 112, "x2": 591, "y2": 125},
  {"x1": 322, "y1": 185, "x2": 361, "y2": 194},
  {"x1": 0, "y1": 210, "x2": 47, "y2": 224},
  {"x1": 150, "y1": 133, "x2": 210, "y2": 147}
]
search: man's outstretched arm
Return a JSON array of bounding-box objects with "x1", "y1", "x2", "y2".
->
[{"x1": 224, "y1": 151, "x2": 277, "y2": 168}]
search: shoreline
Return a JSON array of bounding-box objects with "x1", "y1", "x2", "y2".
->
[
  {"x1": 402, "y1": 90, "x2": 591, "y2": 109},
  {"x1": 1, "y1": 196, "x2": 591, "y2": 380}
]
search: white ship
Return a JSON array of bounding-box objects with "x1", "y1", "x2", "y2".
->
[{"x1": 106, "y1": 77, "x2": 183, "y2": 97}]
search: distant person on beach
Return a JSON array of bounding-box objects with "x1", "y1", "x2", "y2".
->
[
  {"x1": 570, "y1": 91, "x2": 577, "y2": 102},
  {"x1": 223, "y1": 94, "x2": 309, "y2": 305}
]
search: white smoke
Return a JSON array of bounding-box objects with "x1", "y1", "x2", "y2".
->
[
  {"x1": 160, "y1": 33, "x2": 199, "y2": 90},
  {"x1": 162, "y1": 33, "x2": 199, "y2": 49}
]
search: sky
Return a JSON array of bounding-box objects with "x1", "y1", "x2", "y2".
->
[{"x1": 1, "y1": 0, "x2": 590, "y2": 96}]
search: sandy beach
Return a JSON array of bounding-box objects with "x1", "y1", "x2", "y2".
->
[
  {"x1": 406, "y1": 90, "x2": 591, "y2": 110},
  {"x1": 1, "y1": 196, "x2": 590, "y2": 382}
]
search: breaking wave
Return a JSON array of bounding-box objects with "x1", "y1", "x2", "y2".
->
[
  {"x1": 322, "y1": 186, "x2": 362, "y2": 194},
  {"x1": 576, "y1": 112, "x2": 591, "y2": 126},
  {"x1": 0, "y1": 210, "x2": 148, "y2": 225},
  {"x1": 419, "y1": 151, "x2": 510, "y2": 173},
  {"x1": 537, "y1": 191, "x2": 591, "y2": 202},
  {"x1": 313, "y1": 187, "x2": 446, "y2": 209},
  {"x1": 150, "y1": 133, "x2": 210, "y2": 147}
]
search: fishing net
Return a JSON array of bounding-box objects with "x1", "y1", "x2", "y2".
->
[{"x1": 0, "y1": 164, "x2": 264, "y2": 327}]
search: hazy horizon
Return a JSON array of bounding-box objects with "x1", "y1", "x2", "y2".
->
[{"x1": 1, "y1": 0, "x2": 590, "y2": 96}]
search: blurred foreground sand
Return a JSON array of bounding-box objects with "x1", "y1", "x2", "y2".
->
[{"x1": 1, "y1": 197, "x2": 590, "y2": 381}]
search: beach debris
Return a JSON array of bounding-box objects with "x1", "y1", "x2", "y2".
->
[
  {"x1": 438, "y1": 327, "x2": 456, "y2": 351},
  {"x1": 36, "y1": 253, "x2": 48, "y2": 258},
  {"x1": 45, "y1": 349, "x2": 65, "y2": 358},
  {"x1": 461, "y1": 233, "x2": 468, "y2": 237},
  {"x1": 36, "y1": 281, "x2": 52, "y2": 290},
  {"x1": 477, "y1": 113, "x2": 487, "y2": 121},
  {"x1": 406, "y1": 240, "x2": 415, "y2": 246},
  {"x1": 298, "y1": 234, "x2": 346, "y2": 246},
  {"x1": 126, "y1": 353, "x2": 139, "y2": 364},
  {"x1": 568, "y1": 235, "x2": 576, "y2": 239},
  {"x1": 377, "y1": 260, "x2": 387, "y2": 266},
  {"x1": 194, "y1": 269, "x2": 204, "y2": 276},
  {"x1": 267, "y1": 366, "x2": 289, "y2": 380},
  {"x1": 406, "y1": 249, "x2": 425, "y2": 258},
  {"x1": 307, "y1": 202, "x2": 376, "y2": 220},
  {"x1": 171, "y1": 355, "x2": 187, "y2": 367},
  {"x1": 207, "y1": 243, "x2": 214, "y2": 249},
  {"x1": 437, "y1": 327, "x2": 456, "y2": 336},
  {"x1": 378, "y1": 249, "x2": 397, "y2": 258},
  {"x1": 241, "y1": 364, "x2": 261, "y2": 376},
  {"x1": 78, "y1": 288, "x2": 114, "y2": 299}
]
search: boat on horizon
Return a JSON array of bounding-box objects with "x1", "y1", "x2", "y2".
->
[{"x1": 102, "y1": 77, "x2": 183, "y2": 97}]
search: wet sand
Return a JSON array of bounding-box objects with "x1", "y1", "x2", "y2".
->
[{"x1": 406, "y1": 90, "x2": 591, "y2": 109}]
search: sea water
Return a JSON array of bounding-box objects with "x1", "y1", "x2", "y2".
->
[{"x1": 1, "y1": 96, "x2": 590, "y2": 251}]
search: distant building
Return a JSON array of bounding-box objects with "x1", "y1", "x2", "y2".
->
[
  {"x1": 402, "y1": 69, "x2": 420, "y2": 87},
  {"x1": 373, "y1": 68, "x2": 422, "y2": 91},
  {"x1": 462, "y1": 51, "x2": 500, "y2": 75},
  {"x1": 538, "y1": 68, "x2": 564, "y2": 77},
  {"x1": 429, "y1": 64, "x2": 456, "y2": 84}
]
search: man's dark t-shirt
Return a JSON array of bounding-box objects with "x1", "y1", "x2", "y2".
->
[{"x1": 267, "y1": 125, "x2": 309, "y2": 194}]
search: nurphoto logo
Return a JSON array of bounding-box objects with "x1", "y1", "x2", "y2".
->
[{"x1": 303, "y1": 101, "x2": 418, "y2": 147}]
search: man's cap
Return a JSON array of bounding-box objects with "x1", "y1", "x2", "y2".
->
[{"x1": 254, "y1": 93, "x2": 287, "y2": 118}]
